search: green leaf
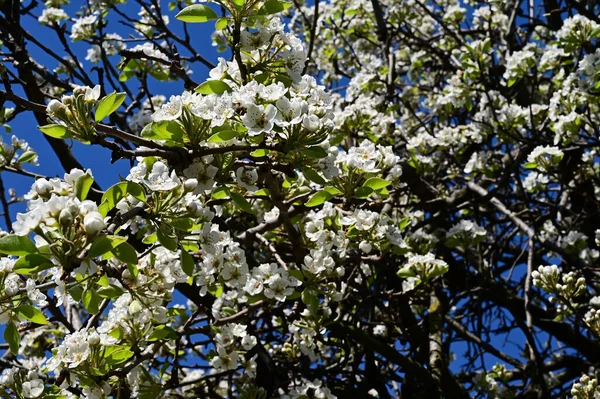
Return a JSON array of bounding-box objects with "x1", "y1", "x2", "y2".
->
[
  {"x1": 98, "y1": 181, "x2": 145, "y2": 217},
  {"x1": 74, "y1": 173, "x2": 94, "y2": 201},
  {"x1": 14, "y1": 305, "x2": 47, "y2": 325},
  {"x1": 253, "y1": 188, "x2": 270, "y2": 197},
  {"x1": 306, "y1": 190, "x2": 333, "y2": 207},
  {"x1": 38, "y1": 124, "x2": 70, "y2": 139},
  {"x1": 211, "y1": 187, "x2": 229, "y2": 200},
  {"x1": 97, "y1": 275, "x2": 109, "y2": 287},
  {"x1": 215, "y1": 17, "x2": 229, "y2": 30},
  {"x1": 208, "y1": 284, "x2": 223, "y2": 297},
  {"x1": 301, "y1": 166, "x2": 326, "y2": 185},
  {"x1": 181, "y1": 250, "x2": 194, "y2": 277},
  {"x1": 13, "y1": 254, "x2": 53, "y2": 274},
  {"x1": 232, "y1": 0, "x2": 245, "y2": 6},
  {"x1": 324, "y1": 186, "x2": 342, "y2": 195},
  {"x1": 157, "y1": 229, "x2": 178, "y2": 252},
  {"x1": 507, "y1": 77, "x2": 518, "y2": 87},
  {"x1": 147, "y1": 325, "x2": 178, "y2": 342},
  {"x1": 83, "y1": 289, "x2": 101, "y2": 315},
  {"x1": 89, "y1": 235, "x2": 128, "y2": 258},
  {"x1": 0, "y1": 235, "x2": 38, "y2": 256},
  {"x1": 5, "y1": 320, "x2": 19, "y2": 355},
  {"x1": 288, "y1": 268, "x2": 305, "y2": 283},
  {"x1": 105, "y1": 347, "x2": 134, "y2": 365},
  {"x1": 302, "y1": 146, "x2": 328, "y2": 158},
  {"x1": 229, "y1": 191, "x2": 255, "y2": 213},
  {"x1": 108, "y1": 327, "x2": 125, "y2": 340},
  {"x1": 250, "y1": 149, "x2": 269, "y2": 158},
  {"x1": 195, "y1": 80, "x2": 232, "y2": 95},
  {"x1": 144, "y1": 120, "x2": 185, "y2": 143},
  {"x1": 111, "y1": 242, "x2": 138, "y2": 264},
  {"x1": 208, "y1": 130, "x2": 237, "y2": 143},
  {"x1": 170, "y1": 217, "x2": 195, "y2": 232},
  {"x1": 176, "y1": 4, "x2": 218, "y2": 23},
  {"x1": 142, "y1": 233, "x2": 157, "y2": 244},
  {"x1": 301, "y1": 289, "x2": 319, "y2": 315},
  {"x1": 362, "y1": 177, "x2": 391, "y2": 191},
  {"x1": 95, "y1": 92, "x2": 126, "y2": 121},
  {"x1": 353, "y1": 186, "x2": 374, "y2": 199},
  {"x1": 257, "y1": 0, "x2": 291, "y2": 15},
  {"x1": 97, "y1": 285, "x2": 125, "y2": 299},
  {"x1": 397, "y1": 267, "x2": 416, "y2": 278},
  {"x1": 17, "y1": 151, "x2": 37, "y2": 164}
]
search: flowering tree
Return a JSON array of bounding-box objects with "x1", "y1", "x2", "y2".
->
[{"x1": 3, "y1": 0, "x2": 600, "y2": 397}]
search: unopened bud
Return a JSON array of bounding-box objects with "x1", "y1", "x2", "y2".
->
[
  {"x1": 59, "y1": 209, "x2": 74, "y2": 226},
  {"x1": 47, "y1": 99, "x2": 65, "y2": 115},
  {"x1": 128, "y1": 300, "x2": 142, "y2": 315},
  {"x1": 88, "y1": 332, "x2": 101, "y2": 346},
  {"x1": 186, "y1": 201, "x2": 198, "y2": 215},
  {"x1": 184, "y1": 178, "x2": 198, "y2": 192},
  {"x1": 83, "y1": 211, "x2": 105, "y2": 236}
]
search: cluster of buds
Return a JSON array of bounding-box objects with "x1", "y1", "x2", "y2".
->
[
  {"x1": 584, "y1": 309, "x2": 600, "y2": 336},
  {"x1": 397, "y1": 253, "x2": 449, "y2": 292},
  {"x1": 532, "y1": 265, "x2": 586, "y2": 311},
  {"x1": 571, "y1": 375, "x2": 600, "y2": 399},
  {"x1": 45, "y1": 85, "x2": 101, "y2": 143}
]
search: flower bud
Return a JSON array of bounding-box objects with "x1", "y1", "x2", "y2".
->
[
  {"x1": 122, "y1": 269, "x2": 132, "y2": 282},
  {"x1": 61, "y1": 95, "x2": 74, "y2": 106},
  {"x1": 184, "y1": 178, "x2": 198, "y2": 192},
  {"x1": 128, "y1": 300, "x2": 142, "y2": 315},
  {"x1": 59, "y1": 209, "x2": 74, "y2": 227},
  {"x1": 33, "y1": 179, "x2": 53, "y2": 197},
  {"x1": 46, "y1": 99, "x2": 65, "y2": 115},
  {"x1": 359, "y1": 241, "x2": 372, "y2": 254},
  {"x1": 88, "y1": 332, "x2": 101, "y2": 346},
  {"x1": 73, "y1": 86, "x2": 86, "y2": 97},
  {"x1": 83, "y1": 211, "x2": 105, "y2": 236},
  {"x1": 186, "y1": 201, "x2": 198, "y2": 215}
]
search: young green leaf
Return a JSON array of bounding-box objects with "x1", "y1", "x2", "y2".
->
[
  {"x1": 302, "y1": 146, "x2": 328, "y2": 158},
  {"x1": 5, "y1": 320, "x2": 19, "y2": 355},
  {"x1": 0, "y1": 235, "x2": 38, "y2": 256},
  {"x1": 181, "y1": 249, "x2": 194, "y2": 277},
  {"x1": 362, "y1": 177, "x2": 391, "y2": 191},
  {"x1": 257, "y1": 0, "x2": 291, "y2": 15},
  {"x1": 147, "y1": 325, "x2": 178, "y2": 341},
  {"x1": 97, "y1": 285, "x2": 125, "y2": 299},
  {"x1": 14, "y1": 305, "x2": 48, "y2": 325},
  {"x1": 111, "y1": 242, "x2": 138, "y2": 264},
  {"x1": 215, "y1": 17, "x2": 229, "y2": 30},
  {"x1": 305, "y1": 190, "x2": 333, "y2": 207},
  {"x1": 13, "y1": 254, "x2": 53, "y2": 274},
  {"x1": 95, "y1": 92, "x2": 126, "y2": 121},
  {"x1": 157, "y1": 229, "x2": 178, "y2": 252},
  {"x1": 195, "y1": 80, "x2": 232, "y2": 95},
  {"x1": 301, "y1": 166, "x2": 327, "y2": 185},
  {"x1": 176, "y1": 4, "x2": 218, "y2": 23},
  {"x1": 208, "y1": 130, "x2": 237, "y2": 143},
  {"x1": 83, "y1": 288, "x2": 102, "y2": 314},
  {"x1": 98, "y1": 181, "x2": 145, "y2": 217},
  {"x1": 229, "y1": 191, "x2": 255, "y2": 214},
  {"x1": 353, "y1": 186, "x2": 374, "y2": 199},
  {"x1": 88, "y1": 235, "x2": 128, "y2": 258},
  {"x1": 38, "y1": 124, "x2": 70, "y2": 139},
  {"x1": 104, "y1": 347, "x2": 134, "y2": 365},
  {"x1": 74, "y1": 173, "x2": 95, "y2": 201}
]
